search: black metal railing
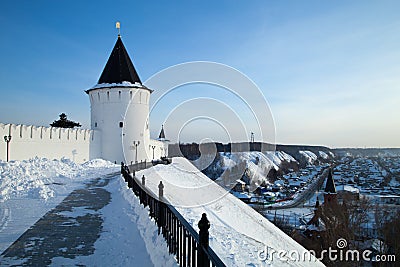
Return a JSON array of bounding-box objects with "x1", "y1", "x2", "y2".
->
[
  {"x1": 127, "y1": 157, "x2": 172, "y2": 173},
  {"x1": 121, "y1": 163, "x2": 226, "y2": 267}
]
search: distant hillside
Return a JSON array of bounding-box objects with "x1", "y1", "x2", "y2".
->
[
  {"x1": 333, "y1": 148, "x2": 400, "y2": 157},
  {"x1": 168, "y1": 142, "x2": 336, "y2": 183},
  {"x1": 275, "y1": 144, "x2": 334, "y2": 166}
]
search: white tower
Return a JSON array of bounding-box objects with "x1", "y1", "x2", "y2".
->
[{"x1": 86, "y1": 34, "x2": 152, "y2": 163}]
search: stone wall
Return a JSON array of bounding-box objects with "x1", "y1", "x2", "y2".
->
[{"x1": 0, "y1": 123, "x2": 101, "y2": 163}]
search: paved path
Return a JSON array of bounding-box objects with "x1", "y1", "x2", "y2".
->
[{"x1": 0, "y1": 173, "x2": 116, "y2": 266}]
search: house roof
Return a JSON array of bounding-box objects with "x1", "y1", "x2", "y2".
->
[
  {"x1": 336, "y1": 185, "x2": 360, "y2": 193},
  {"x1": 97, "y1": 36, "x2": 142, "y2": 85}
]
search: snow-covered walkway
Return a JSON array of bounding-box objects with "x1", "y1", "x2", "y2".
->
[{"x1": 0, "y1": 158, "x2": 176, "y2": 266}]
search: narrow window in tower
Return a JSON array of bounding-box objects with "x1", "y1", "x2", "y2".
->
[
  {"x1": 119, "y1": 91, "x2": 121, "y2": 99},
  {"x1": 98, "y1": 92, "x2": 100, "y2": 101},
  {"x1": 140, "y1": 92, "x2": 142, "y2": 103},
  {"x1": 107, "y1": 91, "x2": 110, "y2": 101},
  {"x1": 130, "y1": 91, "x2": 132, "y2": 99},
  {"x1": 119, "y1": 121, "x2": 123, "y2": 128},
  {"x1": 94, "y1": 122, "x2": 97, "y2": 127}
]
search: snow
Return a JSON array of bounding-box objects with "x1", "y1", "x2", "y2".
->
[
  {"x1": 0, "y1": 158, "x2": 177, "y2": 266},
  {"x1": 231, "y1": 191, "x2": 251, "y2": 199},
  {"x1": 318, "y1": 151, "x2": 329, "y2": 160},
  {"x1": 91, "y1": 81, "x2": 143, "y2": 89},
  {"x1": 389, "y1": 177, "x2": 400, "y2": 187},
  {"x1": 274, "y1": 151, "x2": 297, "y2": 163},
  {"x1": 263, "y1": 151, "x2": 296, "y2": 167},
  {"x1": 336, "y1": 185, "x2": 360, "y2": 193},
  {"x1": 0, "y1": 158, "x2": 119, "y2": 253},
  {"x1": 137, "y1": 157, "x2": 324, "y2": 266},
  {"x1": 0, "y1": 156, "x2": 325, "y2": 266},
  {"x1": 50, "y1": 177, "x2": 176, "y2": 267},
  {"x1": 220, "y1": 156, "x2": 236, "y2": 169},
  {"x1": 218, "y1": 151, "x2": 297, "y2": 188},
  {"x1": 0, "y1": 157, "x2": 117, "y2": 202},
  {"x1": 299, "y1": 151, "x2": 318, "y2": 164}
]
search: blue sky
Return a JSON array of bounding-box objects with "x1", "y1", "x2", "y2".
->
[{"x1": 0, "y1": 1, "x2": 399, "y2": 148}]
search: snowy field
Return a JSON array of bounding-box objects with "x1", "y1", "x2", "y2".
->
[{"x1": 138, "y1": 157, "x2": 325, "y2": 266}]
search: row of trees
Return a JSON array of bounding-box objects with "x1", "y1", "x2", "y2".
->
[{"x1": 289, "y1": 196, "x2": 399, "y2": 266}]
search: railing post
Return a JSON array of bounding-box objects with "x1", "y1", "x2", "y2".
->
[
  {"x1": 128, "y1": 173, "x2": 133, "y2": 188},
  {"x1": 198, "y1": 213, "x2": 210, "y2": 267},
  {"x1": 158, "y1": 201, "x2": 164, "y2": 235},
  {"x1": 158, "y1": 181, "x2": 164, "y2": 199}
]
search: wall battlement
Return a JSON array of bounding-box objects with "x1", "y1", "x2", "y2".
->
[{"x1": 0, "y1": 123, "x2": 101, "y2": 163}]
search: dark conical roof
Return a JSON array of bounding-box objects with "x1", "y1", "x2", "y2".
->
[
  {"x1": 324, "y1": 169, "x2": 336, "y2": 194},
  {"x1": 98, "y1": 36, "x2": 142, "y2": 84},
  {"x1": 159, "y1": 125, "x2": 166, "y2": 139}
]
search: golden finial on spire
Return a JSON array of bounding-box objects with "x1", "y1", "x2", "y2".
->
[{"x1": 116, "y1": 21, "x2": 121, "y2": 36}]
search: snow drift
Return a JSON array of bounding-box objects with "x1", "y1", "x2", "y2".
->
[{"x1": 0, "y1": 157, "x2": 118, "y2": 202}]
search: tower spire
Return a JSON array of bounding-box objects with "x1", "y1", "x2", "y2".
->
[
  {"x1": 324, "y1": 168, "x2": 337, "y2": 204},
  {"x1": 159, "y1": 125, "x2": 166, "y2": 140},
  {"x1": 96, "y1": 32, "x2": 142, "y2": 85},
  {"x1": 116, "y1": 21, "x2": 121, "y2": 37},
  {"x1": 324, "y1": 168, "x2": 336, "y2": 194}
]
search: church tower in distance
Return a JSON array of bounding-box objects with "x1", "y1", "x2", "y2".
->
[{"x1": 323, "y1": 168, "x2": 337, "y2": 204}]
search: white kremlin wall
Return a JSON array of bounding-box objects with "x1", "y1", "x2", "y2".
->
[
  {"x1": 0, "y1": 122, "x2": 167, "y2": 164},
  {"x1": 0, "y1": 123, "x2": 101, "y2": 163}
]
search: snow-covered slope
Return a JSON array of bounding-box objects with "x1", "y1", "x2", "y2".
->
[
  {"x1": 219, "y1": 151, "x2": 297, "y2": 171},
  {"x1": 318, "y1": 151, "x2": 329, "y2": 160},
  {"x1": 214, "y1": 151, "x2": 297, "y2": 187},
  {"x1": 299, "y1": 151, "x2": 318, "y2": 165},
  {"x1": 138, "y1": 158, "x2": 324, "y2": 266}
]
